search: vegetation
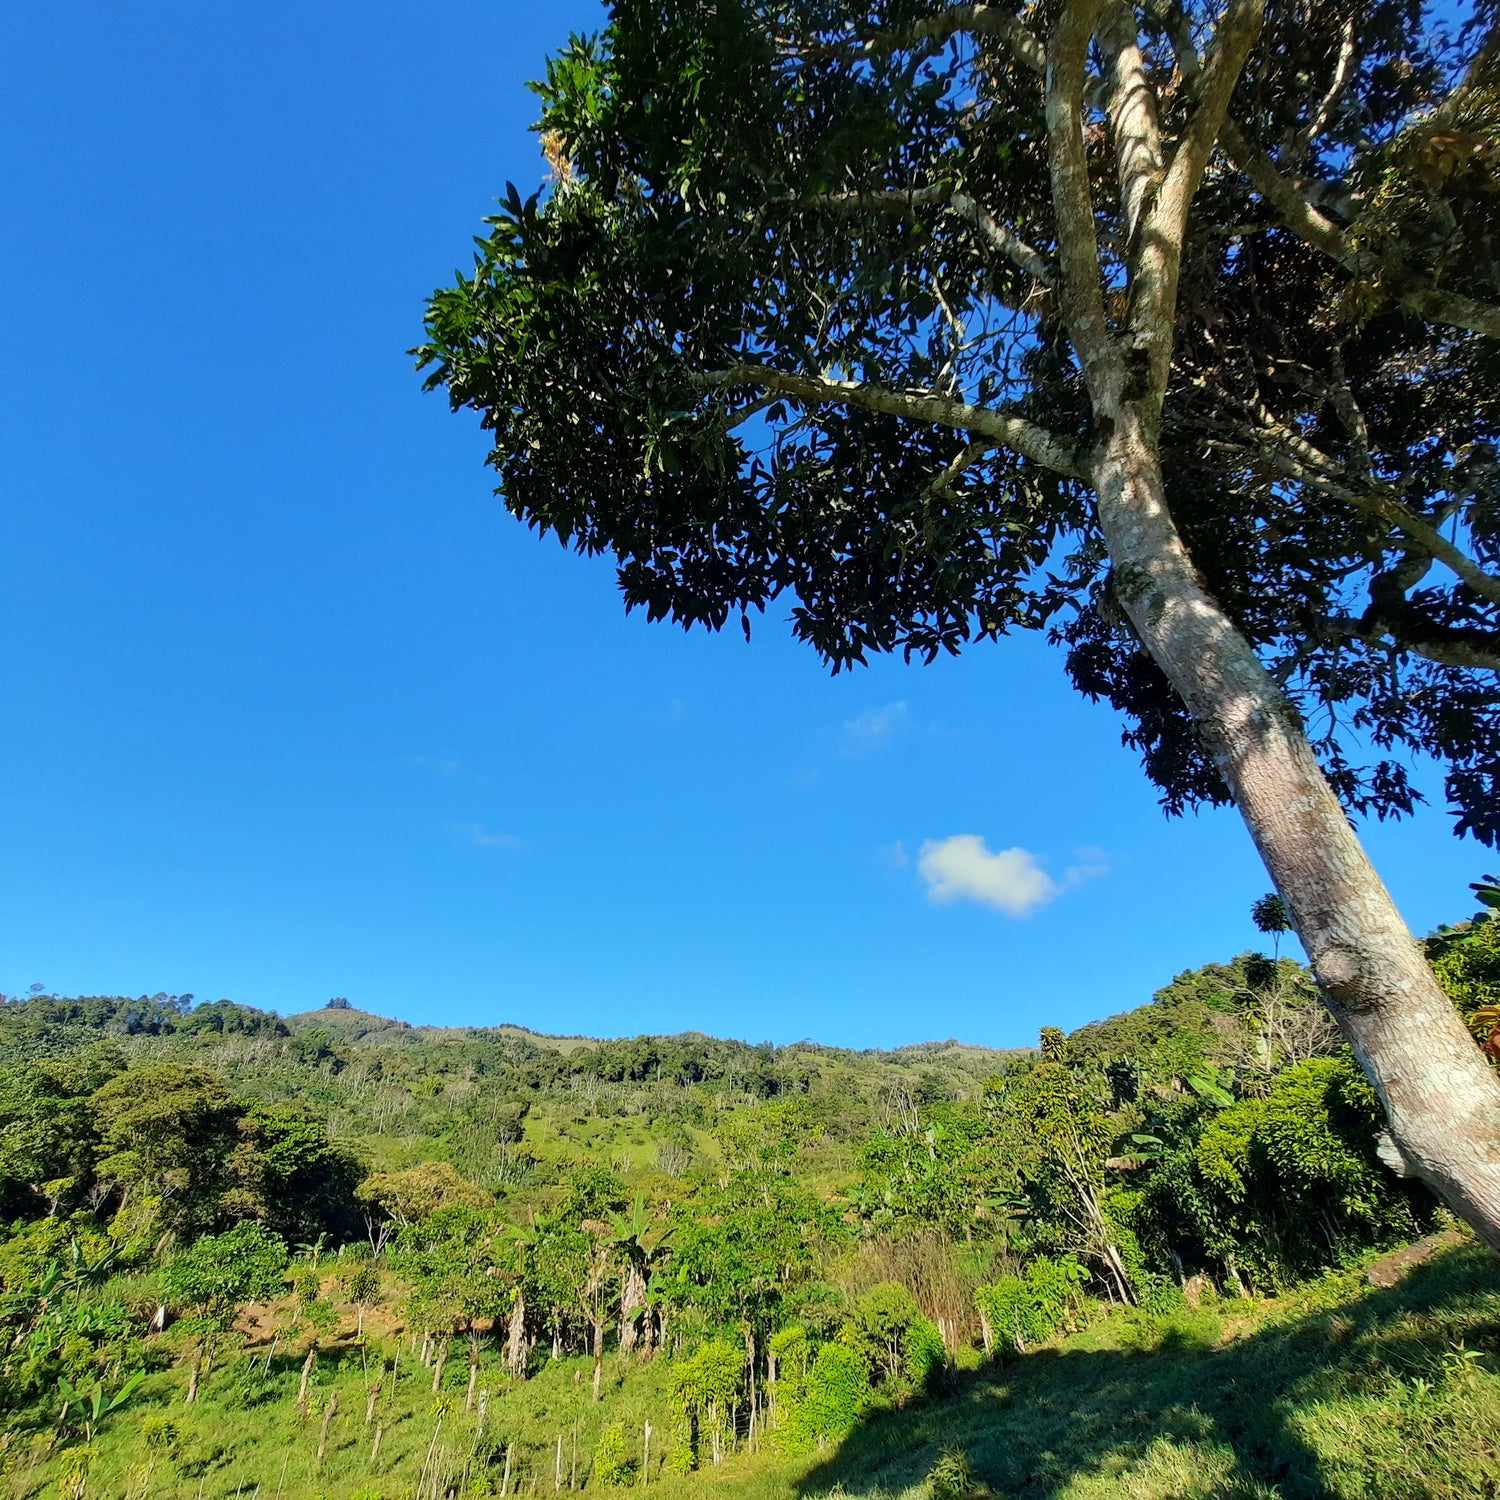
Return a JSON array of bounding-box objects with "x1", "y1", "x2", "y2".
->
[
  {"x1": 415, "y1": 0, "x2": 1500, "y2": 1245},
  {"x1": 2, "y1": 888, "x2": 1498, "y2": 1495}
]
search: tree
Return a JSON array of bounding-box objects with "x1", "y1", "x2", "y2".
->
[
  {"x1": 89, "y1": 1063, "x2": 241, "y2": 1236},
  {"x1": 417, "y1": 0, "x2": 1500, "y2": 1246},
  {"x1": 357, "y1": 1161, "x2": 490, "y2": 1231},
  {"x1": 161, "y1": 1222, "x2": 287, "y2": 1402},
  {"x1": 0, "y1": 1055, "x2": 118, "y2": 1219},
  {"x1": 391, "y1": 1204, "x2": 509, "y2": 1398},
  {"x1": 605, "y1": 1195, "x2": 671, "y2": 1357},
  {"x1": 990, "y1": 1061, "x2": 1136, "y2": 1301},
  {"x1": 223, "y1": 1102, "x2": 364, "y2": 1242}
]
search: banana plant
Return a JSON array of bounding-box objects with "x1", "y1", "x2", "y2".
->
[{"x1": 57, "y1": 1370, "x2": 144, "y2": 1444}]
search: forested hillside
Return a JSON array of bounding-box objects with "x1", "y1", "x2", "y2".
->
[{"x1": 2, "y1": 894, "x2": 1498, "y2": 1499}]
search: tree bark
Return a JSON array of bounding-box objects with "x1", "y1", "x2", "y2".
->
[
  {"x1": 618, "y1": 1259, "x2": 646, "y2": 1356},
  {"x1": 1090, "y1": 404, "x2": 1500, "y2": 1249},
  {"x1": 297, "y1": 1345, "x2": 317, "y2": 1412},
  {"x1": 316, "y1": 1391, "x2": 338, "y2": 1468},
  {"x1": 591, "y1": 1320, "x2": 603, "y2": 1401},
  {"x1": 506, "y1": 1289, "x2": 527, "y2": 1379}
]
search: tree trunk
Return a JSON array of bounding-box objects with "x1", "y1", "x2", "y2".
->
[
  {"x1": 466, "y1": 1335, "x2": 480, "y2": 1413},
  {"x1": 431, "y1": 1336, "x2": 449, "y2": 1395},
  {"x1": 297, "y1": 1345, "x2": 317, "y2": 1412},
  {"x1": 506, "y1": 1289, "x2": 528, "y2": 1379},
  {"x1": 317, "y1": 1391, "x2": 338, "y2": 1468},
  {"x1": 591, "y1": 1320, "x2": 603, "y2": 1401},
  {"x1": 619, "y1": 1259, "x2": 645, "y2": 1355},
  {"x1": 1091, "y1": 404, "x2": 1500, "y2": 1248}
]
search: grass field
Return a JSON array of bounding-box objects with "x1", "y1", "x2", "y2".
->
[{"x1": 5, "y1": 1237, "x2": 1498, "y2": 1500}]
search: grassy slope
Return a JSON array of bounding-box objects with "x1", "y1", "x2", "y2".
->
[{"x1": 11, "y1": 1240, "x2": 1498, "y2": 1500}]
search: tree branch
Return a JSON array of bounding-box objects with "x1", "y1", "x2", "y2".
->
[
  {"x1": 1217, "y1": 119, "x2": 1354, "y2": 263},
  {"x1": 1219, "y1": 120, "x2": 1500, "y2": 341},
  {"x1": 1323, "y1": 614, "x2": 1500, "y2": 673},
  {"x1": 1246, "y1": 415, "x2": 1500, "y2": 610},
  {"x1": 877, "y1": 4, "x2": 1047, "y2": 74},
  {"x1": 789, "y1": 4, "x2": 1046, "y2": 75},
  {"x1": 1099, "y1": 1, "x2": 1164, "y2": 249},
  {"x1": 687, "y1": 362, "x2": 1085, "y2": 479},
  {"x1": 1045, "y1": 0, "x2": 1119, "y2": 401},
  {"x1": 1293, "y1": 16, "x2": 1356, "y2": 154},
  {"x1": 792, "y1": 185, "x2": 1057, "y2": 285},
  {"x1": 1132, "y1": 0, "x2": 1265, "y2": 401}
]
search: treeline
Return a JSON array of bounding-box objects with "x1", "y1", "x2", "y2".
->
[{"x1": 1, "y1": 894, "x2": 1497, "y2": 1483}]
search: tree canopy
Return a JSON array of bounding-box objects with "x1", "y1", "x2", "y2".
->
[{"x1": 417, "y1": 0, "x2": 1500, "y2": 839}]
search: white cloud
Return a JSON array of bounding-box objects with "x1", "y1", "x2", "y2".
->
[
  {"x1": 842, "y1": 701, "x2": 909, "y2": 749},
  {"x1": 1066, "y1": 845, "x2": 1112, "y2": 884},
  {"x1": 452, "y1": 821, "x2": 523, "y2": 851},
  {"x1": 917, "y1": 835, "x2": 1062, "y2": 916}
]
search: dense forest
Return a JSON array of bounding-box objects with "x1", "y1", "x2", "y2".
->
[{"x1": 2, "y1": 888, "x2": 1498, "y2": 1498}]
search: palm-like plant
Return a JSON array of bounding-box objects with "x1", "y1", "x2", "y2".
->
[{"x1": 605, "y1": 1196, "x2": 672, "y2": 1358}]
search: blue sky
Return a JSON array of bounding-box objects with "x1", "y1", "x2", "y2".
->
[{"x1": 0, "y1": 3, "x2": 1487, "y2": 1049}]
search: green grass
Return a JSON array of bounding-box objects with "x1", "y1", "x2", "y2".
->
[{"x1": 6, "y1": 1241, "x2": 1498, "y2": 1500}]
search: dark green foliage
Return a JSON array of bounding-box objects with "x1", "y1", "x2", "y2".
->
[
  {"x1": 1187, "y1": 1058, "x2": 1437, "y2": 1286},
  {"x1": 415, "y1": 2, "x2": 1500, "y2": 839}
]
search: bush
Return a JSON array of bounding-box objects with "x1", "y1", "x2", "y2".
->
[
  {"x1": 162, "y1": 1222, "x2": 287, "y2": 1321},
  {"x1": 975, "y1": 1255, "x2": 1087, "y2": 1355},
  {"x1": 781, "y1": 1341, "x2": 872, "y2": 1445},
  {"x1": 841, "y1": 1281, "x2": 945, "y2": 1394},
  {"x1": 927, "y1": 1446, "x2": 978, "y2": 1500},
  {"x1": 769, "y1": 1323, "x2": 811, "y2": 1382},
  {"x1": 591, "y1": 1421, "x2": 632, "y2": 1486},
  {"x1": 139, "y1": 1413, "x2": 179, "y2": 1456},
  {"x1": 904, "y1": 1314, "x2": 948, "y2": 1393},
  {"x1": 663, "y1": 1423, "x2": 696, "y2": 1475}
]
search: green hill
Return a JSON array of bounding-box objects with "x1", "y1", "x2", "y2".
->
[{"x1": 2, "y1": 916, "x2": 1497, "y2": 1499}]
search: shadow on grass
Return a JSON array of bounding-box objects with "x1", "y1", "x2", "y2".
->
[{"x1": 795, "y1": 1244, "x2": 1500, "y2": 1500}]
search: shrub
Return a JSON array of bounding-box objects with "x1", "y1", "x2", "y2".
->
[
  {"x1": 781, "y1": 1341, "x2": 871, "y2": 1445},
  {"x1": 927, "y1": 1446, "x2": 978, "y2": 1500},
  {"x1": 591, "y1": 1421, "x2": 632, "y2": 1486},
  {"x1": 975, "y1": 1255, "x2": 1087, "y2": 1355},
  {"x1": 162, "y1": 1222, "x2": 288, "y2": 1322},
  {"x1": 769, "y1": 1323, "x2": 811, "y2": 1382},
  {"x1": 904, "y1": 1314, "x2": 948, "y2": 1393},
  {"x1": 840, "y1": 1281, "x2": 945, "y2": 1393},
  {"x1": 663, "y1": 1422, "x2": 696, "y2": 1475},
  {"x1": 139, "y1": 1413, "x2": 179, "y2": 1456}
]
